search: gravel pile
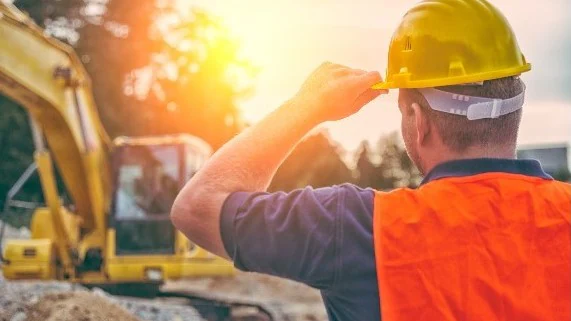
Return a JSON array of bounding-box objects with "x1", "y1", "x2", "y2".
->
[
  {"x1": 0, "y1": 275, "x2": 204, "y2": 321},
  {"x1": 25, "y1": 292, "x2": 141, "y2": 321}
]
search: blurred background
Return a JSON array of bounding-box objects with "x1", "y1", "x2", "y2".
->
[{"x1": 1, "y1": 0, "x2": 570, "y2": 228}]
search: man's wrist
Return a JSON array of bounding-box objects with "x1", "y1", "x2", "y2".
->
[{"x1": 285, "y1": 95, "x2": 327, "y2": 129}]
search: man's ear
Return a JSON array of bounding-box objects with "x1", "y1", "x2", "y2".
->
[{"x1": 411, "y1": 103, "x2": 430, "y2": 146}]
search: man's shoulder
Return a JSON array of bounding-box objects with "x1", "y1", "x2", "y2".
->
[
  {"x1": 311, "y1": 182, "x2": 375, "y2": 193},
  {"x1": 289, "y1": 183, "x2": 375, "y2": 209},
  {"x1": 320, "y1": 183, "x2": 376, "y2": 212}
]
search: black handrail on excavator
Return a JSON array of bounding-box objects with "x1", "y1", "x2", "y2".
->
[{"x1": 0, "y1": 162, "x2": 38, "y2": 263}]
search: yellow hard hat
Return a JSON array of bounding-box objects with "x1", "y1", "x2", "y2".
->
[{"x1": 373, "y1": 0, "x2": 531, "y2": 90}]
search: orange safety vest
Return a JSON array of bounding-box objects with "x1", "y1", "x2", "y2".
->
[{"x1": 373, "y1": 173, "x2": 571, "y2": 321}]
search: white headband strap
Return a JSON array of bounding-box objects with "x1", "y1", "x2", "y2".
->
[{"x1": 417, "y1": 86, "x2": 525, "y2": 120}]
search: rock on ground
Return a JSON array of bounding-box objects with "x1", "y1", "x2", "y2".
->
[{"x1": 0, "y1": 275, "x2": 204, "y2": 321}]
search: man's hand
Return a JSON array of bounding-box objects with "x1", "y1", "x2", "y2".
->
[
  {"x1": 171, "y1": 62, "x2": 386, "y2": 259},
  {"x1": 294, "y1": 62, "x2": 387, "y2": 123}
]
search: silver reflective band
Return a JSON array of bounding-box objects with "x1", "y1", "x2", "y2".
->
[{"x1": 417, "y1": 87, "x2": 525, "y2": 120}]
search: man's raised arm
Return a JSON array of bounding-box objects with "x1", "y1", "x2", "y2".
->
[{"x1": 170, "y1": 62, "x2": 384, "y2": 259}]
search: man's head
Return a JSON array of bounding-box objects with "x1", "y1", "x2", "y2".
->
[
  {"x1": 398, "y1": 77, "x2": 525, "y2": 174},
  {"x1": 371, "y1": 0, "x2": 531, "y2": 174}
]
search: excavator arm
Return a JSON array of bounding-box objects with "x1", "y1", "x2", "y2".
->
[
  {"x1": 0, "y1": 2, "x2": 110, "y2": 230},
  {"x1": 0, "y1": 2, "x2": 112, "y2": 276}
]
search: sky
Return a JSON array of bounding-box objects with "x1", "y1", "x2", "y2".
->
[{"x1": 183, "y1": 0, "x2": 571, "y2": 154}]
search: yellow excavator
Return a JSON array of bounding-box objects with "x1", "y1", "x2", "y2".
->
[{"x1": 0, "y1": 3, "x2": 275, "y2": 320}]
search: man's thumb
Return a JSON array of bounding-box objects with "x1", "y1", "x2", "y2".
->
[{"x1": 353, "y1": 88, "x2": 383, "y2": 111}]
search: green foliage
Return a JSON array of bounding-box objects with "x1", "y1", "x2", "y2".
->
[
  {"x1": 553, "y1": 168, "x2": 571, "y2": 182},
  {"x1": 270, "y1": 131, "x2": 353, "y2": 191},
  {"x1": 355, "y1": 132, "x2": 422, "y2": 191},
  {"x1": 269, "y1": 131, "x2": 421, "y2": 192},
  {"x1": 149, "y1": 8, "x2": 258, "y2": 148},
  {"x1": 0, "y1": 95, "x2": 73, "y2": 227},
  {"x1": 2, "y1": 0, "x2": 255, "y2": 227},
  {"x1": 13, "y1": 0, "x2": 254, "y2": 147},
  {"x1": 355, "y1": 141, "x2": 377, "y2": 188},
  {"x1": 0, "y1": 96, "x2": 42, "y2": 227},
  {"x1": 1, "y1": 208, "x2": 35, "y2": 229}
]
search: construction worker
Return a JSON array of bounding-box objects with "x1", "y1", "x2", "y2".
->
[{"x1": 171, "y1": 0, "x2": 571, "y2": 320}]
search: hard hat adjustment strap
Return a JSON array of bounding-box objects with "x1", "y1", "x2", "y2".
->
[{"x1": 418, "y1": 87, "x2": 525, "y2": 120}]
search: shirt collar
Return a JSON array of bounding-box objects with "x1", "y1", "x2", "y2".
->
[{"x1": 421, "y1": 158, "x2": 553, "y2": 185}]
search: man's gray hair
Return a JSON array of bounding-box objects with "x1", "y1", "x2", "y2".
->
[{"x1": 400, "y1": 77, "x2": 525, "y2": 152}]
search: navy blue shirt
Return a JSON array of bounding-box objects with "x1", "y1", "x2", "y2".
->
[{"x1": 219, "y1": 159, "x2": 551, "y2": 321}]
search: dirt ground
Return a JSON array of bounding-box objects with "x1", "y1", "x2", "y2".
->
[
  {"x1": 0, "y1": 272, "x2": 325, "y2": 321},
  {"x1": 25, "y1": 292, "x2": 141, "y2": 321},
  {"x1": 164, "y1": 271, "x2": 328, "y2": 321}
]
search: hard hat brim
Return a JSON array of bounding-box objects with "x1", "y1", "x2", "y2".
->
[
  {"x1": 371, "y1": 82, "x2": 390, "y2": 90},
  {"x1": 372, "y1": 63, "x2": 531, "y2": 90}
]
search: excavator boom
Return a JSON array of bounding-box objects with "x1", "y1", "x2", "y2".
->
[{"x1": 0, "y1": 2, "x2": 110, "y2": 231}]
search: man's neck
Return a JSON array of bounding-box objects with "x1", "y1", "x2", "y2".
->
[{"x1": 422, "y1": 145, "x2": 517, "y2": 175}]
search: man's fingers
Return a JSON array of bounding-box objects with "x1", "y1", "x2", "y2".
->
[
  {"x1": 330, "y1": 63, "x2": 350, "y2": 70},
  {"x1": 332, "y1": 68, "x2": 352, "y2": 77},
  {"x1": 357, "y1": 71, "x2": 383, "y2": 87},
  {"x1": 297, "y1": 63, "x2": 387, "y2": 122},
  {"x1": 349, "y1": 71, "x2": 388, "y2": 96},
  {"x1": 333, "y1": 67, "x2": 366, "y2": 77}
]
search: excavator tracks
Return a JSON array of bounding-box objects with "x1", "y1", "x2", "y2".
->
[
  {"x1": 85, "y1": 283, "x2": 286, "y2": 321},
  {"x1": 157, "y1": 290, "x2": 288, "y2": 321}
]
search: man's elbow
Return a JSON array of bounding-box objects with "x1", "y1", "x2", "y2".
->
[
  {"x1": 170, "y1": 187, "x2": 202, "y2": 236},
  {"x1": 170, "y1": 185, "x2": 230, "y2": 259},
  {"x1": 170, "y1": 201, "x2": 188, "y2": 234}
]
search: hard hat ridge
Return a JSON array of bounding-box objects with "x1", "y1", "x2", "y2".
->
[{"x1": 373, "y1": 0, "x2": 531, "y2": 90}]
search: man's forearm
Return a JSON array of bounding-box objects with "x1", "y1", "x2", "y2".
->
[{"x1": 196, "y1": 98, "x2": 320, "y2": 194}]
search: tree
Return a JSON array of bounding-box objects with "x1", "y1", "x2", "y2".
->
[
  {"x1": 270, "y1": 131, "x2": 353, "y2": 192},
  {"x1": 13, "y1": 0, "x2": 256, "y2": 148},
  {"x1": 375, "y1": 133, "x2": 422, "y2": 189},
  {"x1": 2, "y1": 1, "x2": 256, "y2": 227},
  {"x1": 553, "y1": 168, "x2": 571, "y2": 182},
  {"x1": 0, "y1": 96, "x2": 41, "y2": 227},
  {"x1": 355, "y1": 141, "x2": 377, "y2": 188},
  {"x1": 12, "y1": 0, "x2": 153, "y2": 137},
  {"x1": 352, "y1": 133, "x2": 422, "y2": 191},
  {"x1": 269, "y1": 131, "x2": 423, "y2": 193},
  {"x1": 148, "y1": 8, "x2": 257, "y2": 148}
]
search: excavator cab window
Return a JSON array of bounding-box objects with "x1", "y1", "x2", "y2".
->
[{"x1": 112, "y1": 144, "x2": 183, "y2": 255}]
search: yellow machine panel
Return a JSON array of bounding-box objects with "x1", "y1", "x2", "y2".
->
[
  {"x1": 103, "y1": 230, "x2": 234, "y2": 283},
  {"x1": 2, "y1": 239, "x2": 55, "y2": 280},
  {"x1": 30, "y1": 207, "x2": 80, "y2": 244}
]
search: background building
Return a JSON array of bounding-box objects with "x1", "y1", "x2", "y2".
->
[{"x1": 517, "y1": 143, "x2": 570, "y2": 181}]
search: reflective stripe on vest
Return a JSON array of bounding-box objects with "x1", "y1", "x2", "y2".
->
[{"x1": 373, "y1": 173, "x2": 571, "y2": 321}]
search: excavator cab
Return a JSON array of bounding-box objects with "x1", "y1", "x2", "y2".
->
[
  {"x1": 112, "y1": 142, "x2": 182, "y2": 255},
  {"x1": 103, "y1": 135, "x2": 234, "y2": 285},
  {"x1": 111, "y1": 135, "x2": 206, "y2": 256}
]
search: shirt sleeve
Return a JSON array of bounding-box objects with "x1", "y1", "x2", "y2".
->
[{"x1": 219, "y1": 184, "x2": 374, "y2": 290}]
